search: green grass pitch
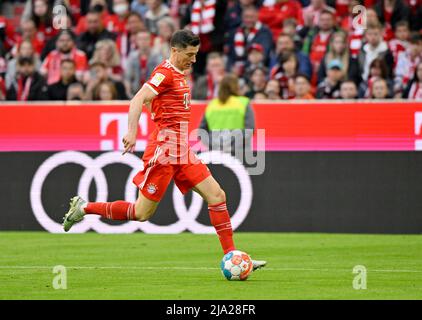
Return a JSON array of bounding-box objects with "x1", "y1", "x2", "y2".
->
[{"x1": 0, "y1": 232, "x2": 421, "y2": 299}]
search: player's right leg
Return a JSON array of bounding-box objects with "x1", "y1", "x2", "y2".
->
[{"x1": 63, "y1": 191, "x2": 159, "y2": 232}]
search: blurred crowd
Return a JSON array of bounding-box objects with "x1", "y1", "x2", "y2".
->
[{"x1": 0, "y1": 0, "x2": 422, "y2": 102}]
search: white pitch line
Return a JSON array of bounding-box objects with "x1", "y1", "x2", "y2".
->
[{"x1": 0, "y1": 266, "x2": 421, "y2": 273}]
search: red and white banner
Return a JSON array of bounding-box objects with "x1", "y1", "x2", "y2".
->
[{"x1": 1, "y1": 100, "x2": 422, "y2": 151}]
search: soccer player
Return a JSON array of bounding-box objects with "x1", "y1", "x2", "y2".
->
[{"x1": 63, "y1": 29, "x2": 266, "y2": 271}]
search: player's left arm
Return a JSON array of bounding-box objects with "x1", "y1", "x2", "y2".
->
[{"x1": 122, "y1": 85, "x2": 156, "y2": 155}]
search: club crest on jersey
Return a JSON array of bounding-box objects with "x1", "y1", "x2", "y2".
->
[
  {"x1": 150, "y1": 73, "x2": 165, "y2": 87},
  {"x1": 146, "y1": 183, "x2": 158, "y2": 194}
]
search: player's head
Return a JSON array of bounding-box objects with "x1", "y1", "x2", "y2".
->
[{"x1": 169, "y1": 29, "x2": 200, "y2": 71}]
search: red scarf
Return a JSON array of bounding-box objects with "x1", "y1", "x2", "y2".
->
[
  {"x1": 234, "y1": 22, "x2": 262, "y2": 58},
  {"x1": 0, "y1": 77, "x2": 5, "y2": 98},
  {"x1": 139, "y1": 54, "x2": 148, "y2": 86},
  {"x1": 206, "y1": 73, "x2": 215, "y2": 100},
  {"x1": 191, "y1": 0, "x2": 216, "y2": 35},
  {"x1": 17, "y1": 75, "x2": 32, "y2": 101},
  {"x1": 409, "y1": 82, "x2": 422, "y2": 99}
]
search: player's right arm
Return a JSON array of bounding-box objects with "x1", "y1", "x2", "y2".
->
[
  {"x1": 122, "y1": 67, "x2": 173, "y2": 155},
  {"x1": 122, "y1": 85, "x2": 156, "y2": 155}
]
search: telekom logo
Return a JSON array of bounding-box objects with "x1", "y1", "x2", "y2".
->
[
  {"x1": 100, "y1": 113, "x2": 148, "y2": 151},
  {"x1": 415, "y1": 112, "x2": 422, "y2": 151}
]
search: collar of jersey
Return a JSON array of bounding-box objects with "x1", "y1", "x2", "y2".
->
[{"x1": 166, "y1": 59, "x2": 185, "y2": 75}]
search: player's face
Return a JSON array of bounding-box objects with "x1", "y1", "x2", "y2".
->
[{"x1": 174, "y1": 45, "x2": 199, "y2": 71}]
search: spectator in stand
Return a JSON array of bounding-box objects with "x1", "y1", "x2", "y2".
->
[
  {"x1": 339, "y1": 0, "x2": 365, "y2": 58},
  {"x1": 77, "y1": 9, "x2": 117, "y2": 60},
  {"x1": 293, "y1": 74, "x2": 314, "y2": 99},
  {"x1": 264, "y1": 79, "x2": 282, "y2": 100},
  {"x1": 258, "y1": 0, "x2": 304, "y2": 41},
  {"x1": 371, "y1": 77, "x2": 391, "y2": 98},
  {"x1": 394, "y1": 33, "x2": 422, "y2": 96},
  {"x1": 358, "y1": 23, "x2": 394, "y2": 81},
  {"x1": 6, "y1": 40, "x2": 41, "y2": 88},
  {"x1": 402, "y1": 61, "x2": 422, "y2": 99},
  {"x1": 244, "y1": 43, "x2": 265, "y2": 78},
  {"x1": 6, "y1": 56, "x2": 48, "y2": 101},
  {"x1": 406, "y1": 0, "x2": 422, "y2": 31},
  {"x1": 150, "y1": 16, "x2": 176, "y2": 61},
  {"x1": 373, "y1": 0, "x2": 410, "y2": 41},
  {"x1": 47, "y1": 59, "x2": 81, "y2": 100},
  {"x1": 269, "y1": 33, "x2": 312, "y2": 78},
  {"x1": 302, "y1": 0, "x2": 336, "y2": 29},
  {"x1": 244, "y1": 66, "x2": 268, "y2": 99},
  {"x1": 117, "y1": 12, "x2": 147, "y2": 69},
  {"x1": 131, "y1": 0, "x2": 149, "y2": 19},
  {"x1": 112, "y1": 0, "x2": 131, "y2": 33},
  {"x1": 339, "y1": 80, "x2": 359, "y2": 99},
  {"x1": 24, "y1": 0, "x2": 58, "y2": 43},
  {"x1": 144, "y1": 0, "x2": 170, "y2": 36},
  {"x1": 358, "y1": 58, "x2": 394, "y2": 98},
  {"x1": 270, "y1": 51, "x2": 298, "y2": 99},
  {"x1": 12, "y1": 19, "x2": 45, "y2": 56},
  {"x1": 1, "y1": 14, "x2": 16, "y2": 51},
  {"x1": 317, "y1": 30, "x2": 360, "y2": 85},
  {"x1": 224, "y1": 0, "x2": 258, "y2": 35},
  {"x1": 90, "y1": 39, "x2": 124, "y2": 82},
  {"x1": 227, "y1": 5, "x2": 273, "y2": 76},
  {"x1": 193, "y1": 52, "x2": 226, "y2": 100},
  {"x1": 93, "y1": 80, "x2": 119, "y2": 100},
  {"x1": 67, "y1": 82, "x2": 85, "y2": 100},
  {"x1": 125, "y1": 31, "x2": 161, "y2": 95},
  {"x1": 75, "y1": 0, "x2": 121, "y2": 35},
  {"x1": 40, "y1": 30, "x2": 88, "y2": 85},
  {"x1": 85, "y1": 61, "x2": 128, "y2": 100},
  {"x1": 388, "y1": 21, "x2": 411, "y2": 67},
  {"x1": 282, "y1": 19, "x2": 303, "y2": 51},
  {"x1": 315, "y1": 59, "x2": 343, "y2": 99},
  {"x1": 181, "y1": 0, "x2": 228, "y2": 76},
  {"x1": 301, "y1": 10, "x2": 337, "y2": 84},
  {"x1": 40, "y1": 12, "x2": 74, "y2": 61}
]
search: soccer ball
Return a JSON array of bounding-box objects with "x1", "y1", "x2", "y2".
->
[{"x1": 220, "y1": 250, "x2": 253, "y2": 281}]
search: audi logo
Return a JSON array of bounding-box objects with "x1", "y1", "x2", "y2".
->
[{"x1": 30, "y1": 151, "x2": 253, "y2": 233}]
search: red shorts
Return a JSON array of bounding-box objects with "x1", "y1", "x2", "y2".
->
[{"x1": 132, "y1": 142, "x2": 211, "y2": 202}]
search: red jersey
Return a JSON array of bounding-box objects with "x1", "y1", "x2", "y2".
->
[{"x1": 144, "y1": 60, "x2": 191, "y2": 156}]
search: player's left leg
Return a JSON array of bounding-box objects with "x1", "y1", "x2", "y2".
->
[
  {"x1": 191, "y1": 175, "x2": 235, "y2": 254},
  {"x1": 191, "y1": 175, "x2": 266, "y2": 271}
]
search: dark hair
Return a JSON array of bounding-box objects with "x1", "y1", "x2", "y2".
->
[
  {"x1": 279, "y1": 52, "x2": 298, "y2": 73},
  {"x1": 31, "y1": 0, "x2": 53, "y2": 28},
  {"x1": 57, "y1": 29, "x2": 76, "y2": 41},
  {"x1": 295, "y1": 73, "x2": 310, "y2": 83},
  {"x1": 18, "y1": 56, "x2": 34, "y2": 66},
  {"x1": 369, "y1": 58, "x2": 389, "y2": 79},
  {"x1": 61, "y1": 59, "x2": 75, "y2": 66},
  {"x1": 128, "y1": 11, "x2": 143, "y2": 21},
  {"x1": 394, "y1": 20, "x2": 409, "y2": 31},
  {"x1": 170, "y1": 29, "x2": 200, "y2": 49}
]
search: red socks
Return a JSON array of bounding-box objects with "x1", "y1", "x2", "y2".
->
[
  {"x1": 84, "y1": 201, "x2": 137, "y2": 221},
  {"x1": 208, "y1": 202, "x2": 236, "y2": 254},
  {"x1": 85, "y1": 200, "x2": 235, "y2": 254}
]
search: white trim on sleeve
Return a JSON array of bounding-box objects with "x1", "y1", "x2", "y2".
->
[{"x1": 144, "y1": 83, "x2": 159, "y2": 95}]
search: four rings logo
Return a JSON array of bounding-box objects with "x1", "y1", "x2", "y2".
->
[{"x1": 30, "y1": 151, "x2": 253, "y2": 234}]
